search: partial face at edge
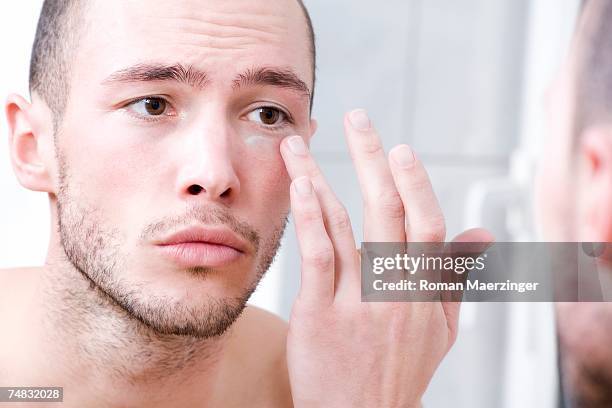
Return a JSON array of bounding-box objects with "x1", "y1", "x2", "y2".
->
[{"x1": 52, "y1": 0, "x2": 315, "y2": 337}]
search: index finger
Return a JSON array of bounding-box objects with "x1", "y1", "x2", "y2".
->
[{"x1": 280, "y1": 135, "x2": 360, "y2": 296}]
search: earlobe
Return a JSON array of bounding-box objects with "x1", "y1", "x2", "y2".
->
[
  {"x1": 5, "y1": 93, "x2": 55, "y2": 193},
  {"x1": 578, "y1": 127, "x2": 612, "y2": 242}
]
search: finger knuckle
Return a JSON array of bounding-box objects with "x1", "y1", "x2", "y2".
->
[
  {"x1": 308, "y1": 166, "x2": 324, "y2": 180},
  {"x1": 340, "y1": 301, "x2": 372, "y2": 321},
  {"x1": 419, "y1": 230, "x2": 446, "y2": 243},
  {"x1": 304, "y1": 246, "x2": 335, "y2": 270},
  {"x1": 300, "y1": 207, "x2": 322, "y2": 225},
  {"x1": 414, "y1": 217, "x2": 447, "y2": 242},
  {"x1": 326, "y1": 206, "x2": 352, "y2": 233},
  {"x1": 291, "y1": 299, "x2": 320, "y2": 320},
  {"x1": 360, "y1": 140, "x2": 384, "y2": 156},
  {"x1": 367, "y1": 192, "x2": 405, "y2": 220}
]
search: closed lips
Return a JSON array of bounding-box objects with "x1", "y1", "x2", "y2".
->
[{"x1": 157, "y1": 227, "x2": 248, "y2": 253}]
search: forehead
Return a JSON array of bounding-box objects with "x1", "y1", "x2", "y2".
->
[{"x1": 75, "y1": 0, "x2": 312, "y2": 88}]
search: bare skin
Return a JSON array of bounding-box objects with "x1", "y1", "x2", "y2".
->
[{"x1": 0, "y1": 267, "x2": 292, "y2": 407}]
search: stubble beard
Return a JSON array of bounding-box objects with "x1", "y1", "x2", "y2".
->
[{"x1": 54, "y1": 152, "x2": 288, "y2": 339}]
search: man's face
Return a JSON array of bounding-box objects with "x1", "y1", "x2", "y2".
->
[{"x1": 53, "y1": 0, "x2": 314, "y2": 337}]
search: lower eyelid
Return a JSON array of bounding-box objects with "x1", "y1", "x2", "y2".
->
[
  {"x1": 122, "y1": 107, "x2": 176, "y2": 123},
  {"x1": 256, "y1": 121, "x2": 293, "y2": 133}
]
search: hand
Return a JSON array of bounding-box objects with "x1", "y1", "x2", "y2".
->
[{"x1": 281, "y1": 109, "x2": 493, "y2": 408}]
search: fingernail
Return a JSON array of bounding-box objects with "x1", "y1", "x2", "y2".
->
[
  {"x1": 294, "y1": 176, "x2": 312, "y2": 196},
  {"x1": 286, "y1": 135, "x2": 308, "y2": 156},
  {"x1": 349, "y1": 109, "x2": 371, "y2": 131},
  {"x1": 391, "y1": 145, "x2": 416, "y2": 168}
]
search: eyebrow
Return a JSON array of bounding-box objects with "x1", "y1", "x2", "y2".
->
[
  {"x1": 101, "y1": 63, "x2": 311, "y2": 102},
  {"x1": 232, "y1": 67, "x2": 311, "y2": 102},
  {"x1": 101, "y1": 63, "x2": 209, "y2": 89}
]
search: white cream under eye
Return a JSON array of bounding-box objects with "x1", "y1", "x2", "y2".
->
[
  {"x1": 244, "y1": 134, "x2": 274, "y2": 147},
  {"x1": 242, "y1": 133, "x2": 281, "y2": 161}
]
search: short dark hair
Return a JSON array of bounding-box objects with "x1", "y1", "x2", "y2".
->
[
  {"x1": 29, "y1": 0, "x2": 317, "y2": 124},
  {"x1": 572, "y1": 0, "x2": 612, "y2": 142},
  {"x1": 29, "y1": 0, "x2": 86, "y2": 126}
]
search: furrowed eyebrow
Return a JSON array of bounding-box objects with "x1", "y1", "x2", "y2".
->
[
  {"x1": 101, "y1": 63, "x2": 209, "y2": 89},
  {"x1": 101, "y1": 63, "x2": 311, "y2": 105},
  {"x1": 233, "y1": 67, "x2": 312, "y2": 102}
]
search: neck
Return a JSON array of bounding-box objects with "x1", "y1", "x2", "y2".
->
[{"x1": 30, "y1": 247, "x2": 231, "y2": 406}]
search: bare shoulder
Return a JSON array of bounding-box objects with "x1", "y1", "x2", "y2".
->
[
  {"x1": 230, "y1": 304, "x2": 289, "y2": 363},
  {"x1": 238, "y1": 305, "x2": 289, "y2": 337},
  {"x1": 221, "y1": 305, "x2": 292, "y2": 407}
]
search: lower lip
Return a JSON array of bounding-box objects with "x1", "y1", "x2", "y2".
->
[{"x1": 156, "y1": 242, "x2": 243, "y2": 268}]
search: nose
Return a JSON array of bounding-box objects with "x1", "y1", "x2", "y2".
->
[{"x1": 175, "y1": 124, "x2": 241, "y2": 205}]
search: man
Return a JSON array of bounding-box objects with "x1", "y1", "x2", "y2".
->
[
  {"x1": 535, "y1": 0, "x2": 612, "y2": 406},
  {"x1": 2, "y1": 0, "x2": 491, "y2": 406}
]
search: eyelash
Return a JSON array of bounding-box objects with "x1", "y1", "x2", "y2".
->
[
  {"x1": 120, "y1": 96, "x2": 295, "y2": 130},
  {"x1": 246, "y1": 104, "x2": 294, "y2": 131},
  {"x1": 122, "y1": 96, "x2": 175, "y2": 122}
]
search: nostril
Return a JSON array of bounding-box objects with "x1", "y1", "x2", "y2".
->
[
  {"x1": 220, "y1": 188, "x2": 231, "y2": 198},
  {"x1": 187, "y1": 184, "x2": 204, "y2": 195}
]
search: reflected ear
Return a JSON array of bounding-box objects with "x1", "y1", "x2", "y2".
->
[
  {"x1": 5, "y1": 93, "x2": 56, "y2": 193},
  {"x1": 577, "y1": 126, "x2": 612, "y2": 242}
]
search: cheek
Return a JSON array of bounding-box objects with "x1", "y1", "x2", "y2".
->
[
  {"x1": 244, "y1": 134, "x2": 273, "y2": 148},
  {"x1": 60, "y1": 124, "x2": 157, "y2": 228},
  {"x1": 236, "y1": 140, "x2": 291, "y2": 222}
]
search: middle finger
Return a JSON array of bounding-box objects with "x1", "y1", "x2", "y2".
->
[{"x1": 344, "y1": 109, "x2": 406, "y2": 242}]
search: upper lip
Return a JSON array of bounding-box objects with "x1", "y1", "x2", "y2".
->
[{"x1": 156, "y1": 226, "x2": 249, "y2": 253}]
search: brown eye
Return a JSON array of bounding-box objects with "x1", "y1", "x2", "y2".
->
[
  {"x1": 246, "y1": 106, "x2": 289, "y2": 128},
  {"x1": 143, "y1": 98, "x2": 167, "y2": 115},
  {"x1": 258, "y1": 107, "x2": 281, "y2": 125}
]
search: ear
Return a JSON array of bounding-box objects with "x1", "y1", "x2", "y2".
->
[
  {"x1": 576, "y1": 126, "x2": 612, "y2": 242},
  {"x1": 5, "y1": 93, "x2": 56, "y2": 193},
  {"x1": 304, "y1": 117, "x2": 318, "y2": 145}
]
